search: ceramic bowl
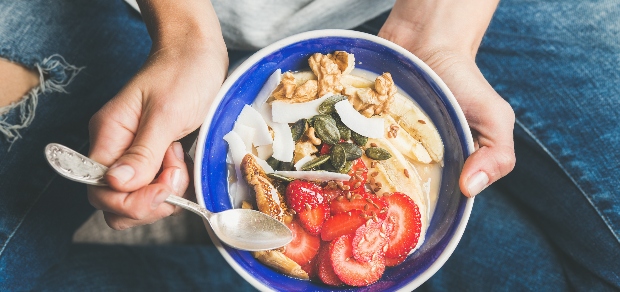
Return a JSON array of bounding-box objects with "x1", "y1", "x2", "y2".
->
[{"x1": 194, "y1": 29, "x2": 474, "y2": 291}]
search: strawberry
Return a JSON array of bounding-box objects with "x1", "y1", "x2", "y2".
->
[
  {"x1": 383, "y1": 192, "x2": 421, "y2": 258},
  {"x1": 352, "y1": 219, "x2": 393, "y2": 262},
  {"x1": 317, "y1": 243, "x2": 344, "y2": 286},
  {"x1": 330, "y1": 192, "x2": 388, "y2": 220},
  {"x1": 385, "y1": 254, "x2": 408, "y2": 267},
  {"x1": 330, "y1": 235, "x2": 385, "y2": 286},
  {"x1": 301, "y1": 255, "x2": 319, "y2": 280},
  {"x1": 283, "y1": 219, "x2": 321, "y2": 266},
  {"x1": 297, "y1": 203, "x2": 329, "y2": 235},
  {"x1": 286, "y1": 180, "x2": 326, "y2": 214},
  {"x1": 321, "y1": 210, "x2": 367, "y2": 241},
  {"x1": 342, "y1": 158, "x2": 368, "y2": 193},
  {"x1": 320, "y1": 143, "x2": 331, "y2": 155}
]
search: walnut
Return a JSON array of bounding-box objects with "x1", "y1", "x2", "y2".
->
[
  {"x1": 272, "y1": 73, "x2": 319, "y2": 103},
  {"x1": 293, "y1": 141, "x2": 318, "y2": 164},
  {"x1": 291, "y1": 80, "x2": 318, "y2": 103},
  {"x1": 271, "y1": 72, "x2": 296, "y2": 100},
  {"x1": 344, "y1": 72, "x2": 397, "y2": 117},
  {"x1": 329, "y1": 51, "x2": 355, "y2": 75},
  {"x1": 309, "y1": 53, "x2": 345, "y2": 97}
]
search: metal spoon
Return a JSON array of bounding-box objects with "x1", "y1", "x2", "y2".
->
[{"x1": 44, "y1": 143, "x2": 292, "y2": 251}]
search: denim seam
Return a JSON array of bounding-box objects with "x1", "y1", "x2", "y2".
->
[
  {"x1": 0, "y1": 141, "x2": 90, "y2": 261},
  {"x1": 515, "y1": 119, "x2": 620, "y2": 245}
]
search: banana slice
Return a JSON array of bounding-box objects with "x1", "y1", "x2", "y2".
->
[
  {"x1": 381, "y1": 114, "x2": 432, "y2": 164},
  {"x1": 362, "y1": 138, "x2": 429, "y2": 247},
  {"x1": 388, "y1": 93, "x2": 444, "y2": 163},
  {"x1": 341, "y1": 74, "x2": 374, "y2": 88}
]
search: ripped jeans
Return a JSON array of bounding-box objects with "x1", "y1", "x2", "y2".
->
[{"x1": 1, "y1": 0, "x2": 619, "y2": 291}]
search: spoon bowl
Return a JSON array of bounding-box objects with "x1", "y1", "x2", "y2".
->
[{"x1": 44, "y1": 143, "x2": 292, "y2": 251}]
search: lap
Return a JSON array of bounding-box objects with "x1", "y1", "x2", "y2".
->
[{"x1": 0, "y1": 0, "x2": 151, "y2": 289}]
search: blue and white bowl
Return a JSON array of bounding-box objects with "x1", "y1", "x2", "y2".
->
[{"x1": 194, "y1": 29, "x2": 474, "y2": 291}]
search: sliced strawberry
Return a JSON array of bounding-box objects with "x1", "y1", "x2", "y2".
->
[
  {"x1": 317, "y1": 243, "x2": 344, "y2": 286},
  {"x1": 320, "y1": 143, "x2": 331, "y2": 155},
  {"x1": 286, "y1": 180, "x2": 326, "y2": 214},
  {"x1": 297, "y1": 203, "x2": 329, "y2": 235},
  {"x1": 330, "y1": 235, "x2": 385, "y2": 286},
  {"x1": 283, "y1": 219, "x2": 321, "y2": 266},
  {"x1": 385, "y1": 254, "x2": 408, "y2": 267},
  {"x1": 321, "y1": 210, "x2": 367, "y2": 241},
  {"x1": 352, "y1": 219, "x2": 393, "y2": 262},
  {"x1": 322, "y1": 183, "x2": 344, "y2": 202},
  {"x1": 384, "y1": 192, "x2": 421, "y2": 258},
  {"x1": 342, "y1": 158, "x2": 368, "y2": 193},
  {"x1": 330, "y1": 192, "x2": 388, "y2": 220},
  {"x1": 301, "y1": 255, "x2": 319, "y2": 280}
]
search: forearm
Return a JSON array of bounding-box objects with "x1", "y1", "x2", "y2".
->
[{"x1": 379, "y1": 0, "x2": 499, "y2": 60}]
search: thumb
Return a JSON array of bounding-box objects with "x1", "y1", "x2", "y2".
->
[
  {"x1": 105, "y1": 111, "x2": 178, "y2": 192},
  {"x1": 89, "y1": 91, "x2": 179, "y2": 192}
]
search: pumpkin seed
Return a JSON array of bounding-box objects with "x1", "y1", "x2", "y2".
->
[
  {"x1": 330, "y1": 144, "x2": 347, "y2": 169},
  {"x1": 278, "y1": 161, "x2": 294, "y2": 171},
  {"x1": 318, "y1": 95, "x2": 347, "y2": 115},
  {"x1": 290, "y1": 119, "x2": 307, "y2": 142},
  {"x1": 266, "y1": 157, "x2": 280, "y2": 170},
  {"x1": 351, "y1": 131, "x2": 368, "y2": 146},
  {"x1": 313, "y1": 114, "x2": 340, "y2": 145},
  {"x1": 267, "y1": 173, "x2": 295, "y2": 183},
  {"x1": 300, "y1": 155, "x2": 331, "y2": 171},
  {"x1": 336, "y1": 122, "x2": 351, "y2": 141},
  {"x1": 365, "y1": 147, "x2": 392, "y2": 160},
  {"x1": 337, "y1": 160, "x2": 354, "y2": 174},
  {"x1": 339, "y1": 142, "x2": 363, "y2": 161}
]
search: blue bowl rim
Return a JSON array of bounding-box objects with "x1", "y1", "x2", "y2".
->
[{"x1": 194, "y1": 29, "x2": 475, "y2": 291}]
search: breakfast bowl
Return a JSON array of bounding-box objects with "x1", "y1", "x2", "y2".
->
[{"x1": 193, "y1": 29, "x2": 474, "y2": 291}]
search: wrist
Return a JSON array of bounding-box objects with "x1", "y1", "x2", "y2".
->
[
  {"x1": 378, "y1": 0, "x2": 499, "y2": 61},
  {"x1": 137, "y1": 0, "x2": 225, "y2": 55}
]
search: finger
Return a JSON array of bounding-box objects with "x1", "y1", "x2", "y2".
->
[
  {"x1": 92, "y1": 143, "x2": 190, "y2": 229},
  {"x1": 459, "y1": 99, "x2": 516, "y2": 198},
  {"x1": 91, "y1": 89, "x2": 182, "y2": 193}
]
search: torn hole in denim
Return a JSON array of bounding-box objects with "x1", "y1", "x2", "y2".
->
[{"x1": 0, "y1": 54, "x2": 84, "y2": 145}]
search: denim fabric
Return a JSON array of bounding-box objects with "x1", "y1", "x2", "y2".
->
[{"x1": 1, "y1": 0, "x2": 619, "y2": 291}]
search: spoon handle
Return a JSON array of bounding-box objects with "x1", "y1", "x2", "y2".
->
[{"x1": 44, "y1": 143, "x2": 209, "y2": 219}]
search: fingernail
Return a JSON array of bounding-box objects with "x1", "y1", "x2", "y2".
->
[
  {"x1": 107, "y1": 164, "x2": 135, "y2": 185},
  {"x1": 171, "y1": 168, "x2": 182, "y2": 193},
  {"x1": 467, "y1": 171, "x2": 489, "y2": 197},
  {"x1": 151, "y1": 189, "x2": 171, "y2": 210},
  {"x1": 172, "y1": 142, "x2": 184, "y2": 162}
]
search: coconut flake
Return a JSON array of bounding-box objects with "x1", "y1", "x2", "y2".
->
[
  {"x1": 270, "y1": 122, "x2": 295, "y2": 162},
  {"x1": 294, "y1": 155, "x2": 315, "y2": 171},
  {"x1": 253, "y1": 154, "x2": 275, "y2": 173},
  {"x1": 256, "y1": 144, "x2": 274, "y2": 160},
  {"x1": 271, "y1": 93, "x2": 333, "y2": 123},
  {"x1": 252, "y1": 69, "x2": 281, "y2": 108},
  {"x1": 236, "y1": 105, "x2": 273, "y2": 146},
  {"x1": 335, "y1": 100, "x2": 384, "y2": 138},
  {"x1": 223, "y1": 131, "x2": 251, "y2": 208},
  {"x1": 274, "y1": 171, "x2": 350, "y2": 181},
  {"x1": 232, "y1": 122, "x2": 256, "y2": 152}
]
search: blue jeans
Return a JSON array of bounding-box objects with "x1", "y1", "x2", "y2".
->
[{"x1": 1, "y1": 0, "x2": 618, "y2": 291}]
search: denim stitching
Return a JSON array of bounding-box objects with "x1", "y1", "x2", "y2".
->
[{"x1": 515, "y1": 119, "x2": 620, "y2": 245}]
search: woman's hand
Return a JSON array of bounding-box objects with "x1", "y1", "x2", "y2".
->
[
  {"x1": 87, "y1": 0, "x2": 228, "y2": 229},
  {"x1": 379, "y1": 0, "x2": 515, "y2": 197}
]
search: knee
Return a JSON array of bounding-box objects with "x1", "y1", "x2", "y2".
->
[{"x1": 0, "y1": 58, "x2": 39, "y2": 108}]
